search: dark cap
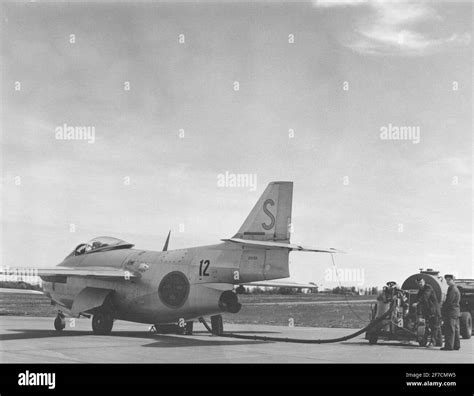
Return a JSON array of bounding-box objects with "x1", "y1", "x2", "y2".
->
[
  {"x1": 386, "y1": 281, "x2": 397, "y2": 287},
  {"x1": 444, "y1": 274, "x2": 455, "y2": 280},
  {"x1": 415, "y1": 276, "x2": 424, "y2": 282}
]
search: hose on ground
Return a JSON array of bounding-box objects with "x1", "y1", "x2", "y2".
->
[{"x1": 198, "y1": 304, "x2": 394, "y2": 344}]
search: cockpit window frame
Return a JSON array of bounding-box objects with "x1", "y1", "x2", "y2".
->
[{"x1": 64, "y1": 237, "x2": 134, "y2": 259}]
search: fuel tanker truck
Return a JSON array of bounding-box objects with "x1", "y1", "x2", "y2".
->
[{"x1": 366, "y1": 269, "x2": 473, "y2": 346}]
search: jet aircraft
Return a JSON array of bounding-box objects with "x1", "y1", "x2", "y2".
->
[{"x1": 33, "y1": 182, "x2": 340, "y2": 335}]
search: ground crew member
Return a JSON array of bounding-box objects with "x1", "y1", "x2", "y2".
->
[
  {"x1": 441, "y1": 274, "x2": 461, "y2": 351},
  {"x1": 412, "y1": 277, "x2": 442, "y2": 346}
]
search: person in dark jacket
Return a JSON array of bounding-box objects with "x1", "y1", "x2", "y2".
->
[
  {"x1": 441, "y1": 274, "x2": 461, "y2": 351},
  {"x1": 412, "y1": 277, "x2": 442, "y2": 346}
]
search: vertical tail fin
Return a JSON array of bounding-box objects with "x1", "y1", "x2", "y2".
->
[{"x1": 233, "y1": 182, "x2": 293, "y2": 242}]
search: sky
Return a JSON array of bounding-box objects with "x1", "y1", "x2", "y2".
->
[{"x1": 1, "y1": 0, "x2": 472, "y2": 289}]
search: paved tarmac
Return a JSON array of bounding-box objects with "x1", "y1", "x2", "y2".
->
[{"x1": 0, "y1": 316, "x2": 472, "y2": 363}]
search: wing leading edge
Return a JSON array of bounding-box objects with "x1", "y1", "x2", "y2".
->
[{"x1": 38, "y1": 267, "x2": 137, "y2": 281}]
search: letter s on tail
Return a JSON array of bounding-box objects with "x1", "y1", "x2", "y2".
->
[{"x1": 233, "y1": 181, "x2": 293, "y2": 242}]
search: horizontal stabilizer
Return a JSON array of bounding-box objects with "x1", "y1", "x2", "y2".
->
[{"x1": 222, "y1": 238, "x2": 343, "y2": 253}]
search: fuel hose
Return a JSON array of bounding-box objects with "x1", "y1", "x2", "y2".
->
[{"x1": 198, "y1": 303, "x2": 394, "y2": 344}]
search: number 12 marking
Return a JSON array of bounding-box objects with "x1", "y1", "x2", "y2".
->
[{"x1": 199, "y1": 260, "x2": 210, "y2": 276}]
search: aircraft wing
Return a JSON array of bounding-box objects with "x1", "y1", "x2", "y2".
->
[
  {"x1": 239, "y1": 280, "x2": 316, "y2": 289},
  {"x1": 222, "y1": 238, "x2": 344, "y2": 253},
  {"x1": 37, "y1": 267, "x2": 138, "y2": 280}
]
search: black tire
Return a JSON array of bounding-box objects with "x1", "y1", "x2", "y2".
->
[
  {"x1": 460, "y1": 312, "x2": 472, "y2": 339},
  {"x1": 368, "y1": 334, "x2": 378, "y2": 345},
  {"x1": 211, "y1": 315, "x2": 224, "y2": 336},
  {"x1": 92, "y1": 313, "x2": 114, "y2": 335},
  {"x1": 54, "y1": 315, "x2": 65, "y2": 331}
]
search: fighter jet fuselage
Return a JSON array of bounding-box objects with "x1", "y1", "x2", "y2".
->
[
  {"x1": 36, "y1": 182, "x2": 339, "y2": 335},
  {"x1": 43, "y1": 242, "x2": 288, "y2": 325}
]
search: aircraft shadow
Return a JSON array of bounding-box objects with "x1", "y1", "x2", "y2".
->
[
  {"x1": 0, "y1": 329, "x2": 92, "y2": 341},
  {"x1": 192, "y1": 330, "x2": 279, "y2": 335},
  {"x1": 0, "y1": 329, "x2": 271, "y2": 348},
  {"x1": 143, "y1": 335, "x2": 270, "y2": 348}
]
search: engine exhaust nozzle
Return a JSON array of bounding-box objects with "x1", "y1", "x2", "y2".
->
[{"x1": 219, "y1": 290, "x2": 241, "y2": 313}]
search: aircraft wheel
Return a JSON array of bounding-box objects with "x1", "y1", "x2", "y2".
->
[
  {"x1": 211, "y1": 315, "x2": 224, "y2": 336},
  {"x1": 92, "y1": 313, "x2": 114, "y2": 335},
  {"x1": 460, "y1": 312, "x2": 472, "y2": 339},
  {"x1": 54, "y1": 314, "x2": 66, "y2": 332},
  {"x1": 368, "y1": 333, "x2": 378, "y2": 345}
]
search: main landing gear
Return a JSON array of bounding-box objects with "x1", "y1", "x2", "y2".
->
[
  {"x1": 92, "y1": 312, "x2": 114, "y2": 335},
  {"x1": 150, "y1": 321, "x2": 194, "y2": 335},
  {"x1": 178, "y1": 321, "x2": 194, "y2": 335},
  {"x1": 199, "y1": 315, "x2": 225, "y2": 336},
  {"x1": 211, "y1": 315, "x2": 224, "y2": 336},
  {"x1": 54, "y1": 311, "x2": 66, "y2": 332}
]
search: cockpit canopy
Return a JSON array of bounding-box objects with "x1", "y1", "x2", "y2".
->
[{"x1": 67, "y1": 236, "x2": 134, "y2": 258}]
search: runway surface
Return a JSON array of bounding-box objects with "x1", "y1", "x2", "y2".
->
[{"x1": 0, "y1": 316, "x2": 472, "y2": 363}]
